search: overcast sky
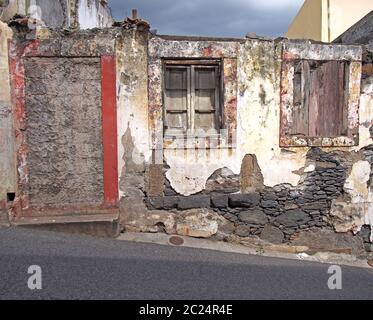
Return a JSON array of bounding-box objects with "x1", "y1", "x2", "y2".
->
[{"x1": 108, "y1": 0, "x2": 305, "y2": 38}]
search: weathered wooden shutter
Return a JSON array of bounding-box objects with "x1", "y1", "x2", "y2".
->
[
  {"x1": 164, "y1": 67, "x2": 188, "y2": 131},
  {"x1": 290, "y1": 62, "x2": 309, "y2": 136},
  {"x1": 194, "y1": 67, "x2": 219, "y2": 132},
  {"x1": 291, "y1": 60, "x2": 348, "y2": 138}
]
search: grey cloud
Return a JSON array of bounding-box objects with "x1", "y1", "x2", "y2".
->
[{"x1": 107, "y1": 0, "x2": 304, "y2": 37}]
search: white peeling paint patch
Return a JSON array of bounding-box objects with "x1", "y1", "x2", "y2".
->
[
  {"x1": 344, "y1": 160, "x2": 371, "y2": 203},
  {"x1": 355, "y1": 93, "x2": 373, "y2": 150},
  {"x1": 116, "y1": 34, "x2": 152, "y2": 197},
  {"x1": 304, "y1": 164, "x2": 316, "y2": 173},
  {"x1": 164, "y1": 149, "x2": 239, "y2": 196}
]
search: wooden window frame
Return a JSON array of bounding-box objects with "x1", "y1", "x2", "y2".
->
[
  {"x1": 280, "y1": 42, "x2": 362, "y2": 148},
  {"x1": 148, "y1": 37, "x2": 239, "y2": 150},
  {"x1": 163, "y1": 59, "x2": 223, "y2": 136}
]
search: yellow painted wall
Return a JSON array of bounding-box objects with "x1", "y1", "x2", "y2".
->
[
  {"x1": 286, "y1": 0, "x2": 323, "y2": 41},
  {"x1": 286, "y1": 0, "x2": 373, "y2": 42},
  {"x1": 328, "y1": 0, "x2": 373, "y2": 41}
]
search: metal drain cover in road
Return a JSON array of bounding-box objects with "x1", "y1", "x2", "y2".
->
[{"x1": 169, "y1": 236, "x2": 184, "y2": 246}]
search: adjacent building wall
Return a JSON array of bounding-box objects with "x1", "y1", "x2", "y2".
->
[
  {"x1": 286, "y1": 0, "x2": 373, "y2": 42},
  {"x1": 334, "y1": 11, "x2": 373, "y2": 46},
  {"x1": 285, "y1": 0, "x2": 322, "y2": 42},
  {"x1": 328, "y1": 0, "x2": 373, "y2": 42}
]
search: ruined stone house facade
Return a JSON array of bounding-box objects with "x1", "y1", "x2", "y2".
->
[{"x1": 0, "y1": 16, "x2": 373, "y2": 255}]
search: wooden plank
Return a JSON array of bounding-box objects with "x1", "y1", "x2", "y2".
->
[
  {"x1": 195, "y1": 68, "x2": 216, "y2": 89},
  {"x1": 317, "y1": 61, "x2": 346, "y2": 137},
  {"x1": 214, "y1": 66, "x2": 221, "y2": 130},
  {"x1": 290, "y1": 61, "x2": 309, "y2": 136},
  {"x1": 165, "y1": 90, "x2": 187, "y2": 111},
  {"x1": 195, "y1": 89, "x2": 215, "y2": 112},
  {"x1": 165, "y1": 112, "x2": 187, "y2": 130},
  {"x1": 195, "y1": 113, "x2": 216, "y2": 131},
  {"x1": 187, "y1": 66, "x2": 191, "y2": 129},
  {"x1": 342, "y1": 62, "x2": 350, "y2": 136},
  {"x1": 190, "y1": 66, "x2": 195, "y2": 130},
  {"x1": 164, "y1": 67, "x2": 188, "y2": 130},
  {"x1": 308, "y1": 61, "x2": 320, "y2": 137},
  {"x1": 164, "y1": 60, "x2": 220, "y2": 66},
  {"x1": 165, "y1": 68, "x2": 187, "y2": 89}
]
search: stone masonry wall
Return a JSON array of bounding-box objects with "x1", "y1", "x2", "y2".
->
[
  {"x1": 146, "y1": 148, "x2": 350, "y2": 243},
  {"x1": 24, "y1": 57, "x2": 104, "y2": 208}
]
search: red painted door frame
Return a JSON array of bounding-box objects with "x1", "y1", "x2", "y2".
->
[
  {"x1": 101, "y1": 55, "x2": 119, "y2": 205},
  {"x1": 8, "y1": 40, "x2": 119, "y2": 218}
]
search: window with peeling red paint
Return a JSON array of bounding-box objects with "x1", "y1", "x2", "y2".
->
[{"x1": 291, "y1": 60, "x2": 350, "y2": 139}]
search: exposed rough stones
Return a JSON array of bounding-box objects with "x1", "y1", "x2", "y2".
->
[
  {"x1": 226, "y1": 234, "x2": 309, "y2": 253},
  {"x1": 229, "y1": 193, "x2": 260, "y2": 208},
  {"x1": 205, "y1": 167, "x2": 239, "y2": 194},
  {"x1": 240, "y1": 154, "x2": 264, "y2": 193},
  {"x1": 357, "y1": 225, "x2": 373, "y2": 252},
  {"x1": 211, "y1": 194, "x2": 229, "y2": 208},
  {"x1": 146, "y1": 164, "x2": 164, "y2": 197},
  {"x1": 144, "y1": 148, "x2": 354, "y2": 243},
  {"x1": 330, "y1": 201, "x2": 373, "y2": 241},
  {"x1": 238, "y1": 210, "x2": 268, "y2": 225},
  {"x1": 120, "y1": 207, "x2": 176, "y2": 234},
  {"x1": 234, "y1": 225, "x2": 252, "y2": 237},
  {"x1": 176, "y1": 208, "x2": 230, "y2": 238},
  {"x1": 260, "y1": 225, "x2": 284, "y2": 244},
  {"x1": 178, "y1": 195, "x2": 211, "y2": 210},
  {"x1": 275, "y1": 210, "x2": 311, "y2": 228},
  {"x1": 290, "y1": 229, "x2": 366, "y2": 257}
]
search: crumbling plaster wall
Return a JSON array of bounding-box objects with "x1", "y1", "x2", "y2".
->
[
  {"x1": 142, "y1": 36, "x2": 373, "y2": 244},
  {"x1": 329, "y1": 47, "x2": 373, "y2": 238},
  {"x1": 117, "y1": 34, "x2": 373, "y2": 202},
  {"x1": 155, "y1": 39, "x2": 373, "y2": 200},
  {"x1": 116, "y1": 30, "x2": 151, "y2": 218},
  {"x1": 163, "y1": 39, "x2": 308, "y2": 196},
  {"x1": 0, "y1": 21, "x2": 15, "y2": 215}
]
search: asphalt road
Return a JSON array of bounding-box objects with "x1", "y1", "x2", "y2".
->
[{"x1": 0, "y1": 227, "x2": 372, "y2": 300}]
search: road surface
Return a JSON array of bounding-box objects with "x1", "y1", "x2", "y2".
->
[{"x1": 0, "y1": 227, "x2": 372, "y2": 300}]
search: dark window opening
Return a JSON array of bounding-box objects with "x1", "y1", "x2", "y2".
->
[
  {"x1": 163, "y1": 60, "x2": 223, "y2": 135},
  {"x1": 291, "y1": 60, "x2": 350, "y2": 138},
  {"x1": 7, "y1": 192, "x2": 15, "y2": 202}
]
